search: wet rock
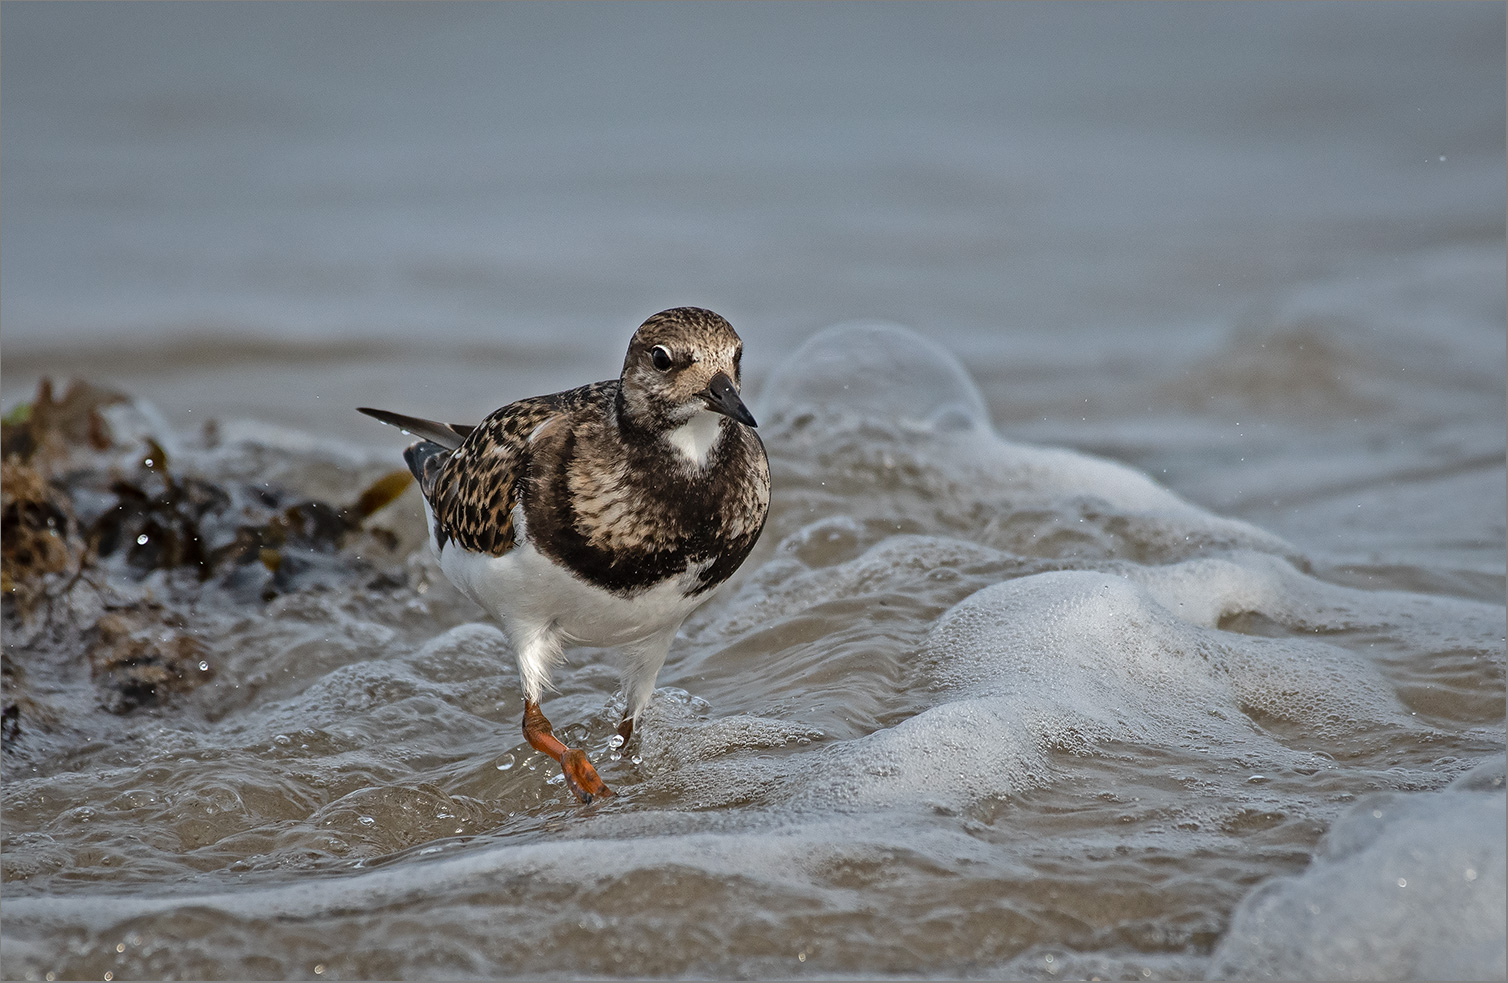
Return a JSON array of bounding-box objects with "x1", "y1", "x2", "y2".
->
[
  {"x1": 1, "y1": 649, "x2": 60, "y2": 747},
  {"x1": 1, "y1": 458, "x2": 85, "y2": 614},
  {"x1": 87, "y1": 606, "x2": 213, "y2": 714},
  {"x1": 2, "y1": 378, "x2": 414, "y2": 741}
]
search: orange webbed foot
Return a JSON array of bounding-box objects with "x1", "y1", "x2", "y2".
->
[
  {"x1": 523, "y1": 700, "x2": 616, "y2": 804},
  {"x1": 560, "y1": 747, "x2": 614, "y2": 804}
]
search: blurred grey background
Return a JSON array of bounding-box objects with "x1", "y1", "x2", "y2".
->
[{"x1": 2, "y1": 1, "x2": 1503, "y2": 441}]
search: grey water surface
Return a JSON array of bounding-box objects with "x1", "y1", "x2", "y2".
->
[{"x1": 2, "y1": 3, "x2": 1504, "y2": 980}]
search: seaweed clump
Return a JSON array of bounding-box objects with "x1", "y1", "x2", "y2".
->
[
  {"x1": 1, "y1": 380, "x2": 116, "y2": 612},
  {"x1": 2, "y1": 378, "x2": 412, "y2": 746}
]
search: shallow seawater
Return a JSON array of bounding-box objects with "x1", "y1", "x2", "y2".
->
[
  {"x1": 4, "y1": 318, "x2": 1504, "y2": 981},
  {"x1": 2, "y1": 4, "x2": 1505, "y2": 980}
]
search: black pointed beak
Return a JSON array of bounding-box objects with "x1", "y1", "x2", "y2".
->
[{"x1": 699, "y1": 372, "x2": 757, "y2": 428}]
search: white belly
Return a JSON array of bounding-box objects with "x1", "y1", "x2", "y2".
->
[{"x1": 425, "y1": 499, "x2": 713, "y2": 648}]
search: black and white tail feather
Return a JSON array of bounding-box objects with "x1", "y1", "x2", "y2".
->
[{"x1": 357, "y1": 407, "x2": 471, "y2": 497}]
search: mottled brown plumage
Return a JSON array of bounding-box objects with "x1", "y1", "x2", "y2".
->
[
  {"x1": 426, "y1": 383, "x2": 615, "y2": 559},
  {"x1": 359, "y1": 307, "x2": 770, "y2": 803}
]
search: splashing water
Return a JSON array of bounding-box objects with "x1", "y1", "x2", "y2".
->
[{"x1": 4, "y1": 316, "x2": 1501, "y2": 980}]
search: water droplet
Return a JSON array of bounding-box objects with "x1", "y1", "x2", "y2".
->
[
  {"x1": 1465, "y1": 868, "x2": 1479, "y2": 881},
  {"x1": 274, "y1": 734, "x2": 291, "y2": 746},
  {"x1": 136, "y1": 534, "x2": 150, "y2": 546},
  {"x1": 630, "y1": 754, "x2": 643, "y2": 765},
  {"x1": 314, "y1": 965, "x2": 326, "y2": 976},
  {"x1": 609, "y1": 734, "x2": 625, "y2": 750},
  {"x1": 495, "y1": 753, "x2": 515, "y2": 771},
  {"x1": 115, "y1": 943, "x2": 126, "y2": 953},
  {"x1": 358, "y1": 815, "x2": 376, "y2": 827},
  {"x1": 1397, "y1": 877, "x2": 1407, "y2": 888},
  {"x1": 198, "y1": 661, "x2": 209, "y2": 672}
]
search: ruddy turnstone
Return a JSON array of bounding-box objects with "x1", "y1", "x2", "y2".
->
[{"x1": 359, "y1": 307, "x2": 770, "y2": 803}]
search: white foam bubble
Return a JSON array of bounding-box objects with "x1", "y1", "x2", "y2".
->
[
  {"x1": 1129, "y1": 550, "x2": 1506, "y2": 646},
  {"x1": 755, "y1": 320, "x2": 994, "y2": 439},
  {"x1": 712, "y1": 530, "x2": 1015, "y2": 638},
  {"x1": 1208, "y1": 758, "x2": 1507, "y2": 981},
  {"x1": 773, "y1": 560, "x2": 1425, "y2": 812},
  {"x1": 755, "y1": 321, "x2": 1299, "y2": 561}
]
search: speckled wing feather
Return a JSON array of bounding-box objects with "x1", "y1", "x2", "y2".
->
[{"x1": 426, "y1": 381, "x2": 618, "y2": 556}]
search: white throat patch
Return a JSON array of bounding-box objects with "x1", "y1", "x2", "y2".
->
[{"x1": 666, "y1": 410, "x2": 725, "y2": 468}]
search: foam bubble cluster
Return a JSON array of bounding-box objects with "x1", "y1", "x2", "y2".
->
[
  {"x1": 1208, "y1": 759, "x2": 1507, "y2": 980},
  {"x1": 756, "y1": 320, "x2": 994, "y2": 439},
  {"x1": 754, "y1": 322, "x2": 1299, "y2": 563}
]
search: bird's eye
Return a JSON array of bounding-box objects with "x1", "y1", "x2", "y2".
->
[{"x1": 650, "y1": 346, "x2": 673, "y2": 372}]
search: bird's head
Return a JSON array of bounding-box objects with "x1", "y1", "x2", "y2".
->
[{"x1": 619, "y1": 307, "x2": 756, "y2": 435}]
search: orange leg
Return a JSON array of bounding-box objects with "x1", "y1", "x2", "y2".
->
[{"x1": 523, "y1": 700, "x2": 613, "y2": 804}]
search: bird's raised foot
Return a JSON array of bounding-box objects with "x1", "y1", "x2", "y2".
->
[
  {"x1": 523, "y1": 700, "x2": 615, "y2": 804},
  {"x1": 560, "y1": 747, "x2": 614, "y2": 804}
]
